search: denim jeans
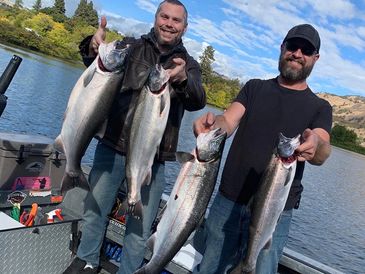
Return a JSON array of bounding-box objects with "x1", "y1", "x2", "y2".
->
[
  {"x1": 76, "y1": 142, "x2": 165, "y2": 274},
  {"x1": 193, "y1": 192, "x2": 292, "y2": 274}
]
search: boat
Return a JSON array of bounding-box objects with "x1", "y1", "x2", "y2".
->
[{"x1": 0, "y1": 55, "x2": 344, "y2": 274}]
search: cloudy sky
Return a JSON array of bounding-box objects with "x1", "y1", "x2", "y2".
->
[{"x1": 22, "y1": 0, "x2": 365, "y2": 97}]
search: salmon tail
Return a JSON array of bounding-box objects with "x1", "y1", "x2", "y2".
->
[
  {"x1": 228, "y1": 262, "x2": 255, "y2": 274},
  {"x1": 60, "y1": 171, "x2": 90, "y2": 194},
  {"x1": 126, "y1": 200, "x2": 143, "y2": 220},
  {"x1": 134, "y1": 260, "x2": 160, "y2": 274},
  {"x1": 134, "y1": 266, "x2": 148, "y2": 274},
  {"x1": 146, "y1": 232, "x2": 156, "y2": 252},
  {"x1": 54, "y1": 135, "x2": 65, "y2": 154}
]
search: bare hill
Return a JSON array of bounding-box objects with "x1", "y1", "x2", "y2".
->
[{"x1": 317, "y1": 93, "x2": 365, "y2": 146}]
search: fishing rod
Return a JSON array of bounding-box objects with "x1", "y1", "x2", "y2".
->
[{"x1": 0, "y1": 54, "x2": 22, "y2": 117}]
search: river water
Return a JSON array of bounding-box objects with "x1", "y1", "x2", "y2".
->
[{"x1": 0, "y1": 44, "x2": 364, "y2": 274}]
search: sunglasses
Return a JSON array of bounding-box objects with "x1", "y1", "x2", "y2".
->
[{"x1": 285, "y1": 40, "x2": 317, "y2": 56}]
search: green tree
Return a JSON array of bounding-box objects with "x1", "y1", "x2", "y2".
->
[
  {"x1": 73, "y1": 0, "x2": 98, "y2": 27},
  {"x1": 86, "y1": 1, "x2": 99, "y2": 27},
  {"x1": 33, "y1": 0, "x2": 42, "y2": 12},
  {"x1": 23, "y1": 13, "x2": 55, "y2": 37},
  {"x1": 14, "y1": 0, "x2": 23, "y2": 8},
  {"x1": 331, "y1": 124, "x2": 358, "y2": 144},
  {"x1": 199, "y1": 45, "x2": 215, "y2": 85},
  {"x1": 39, "y1": 0, "x2": 67, "y2": 23},
  {"x1": 74, "y1": 0, "x2": 88, "y2": 17},
  {"x1": 54, "y1": 0, "x2": 66, "y2": 15}
]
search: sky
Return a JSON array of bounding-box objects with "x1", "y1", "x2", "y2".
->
[{"x1": 21, "y1": 0, "x2": 365, "y2": 97}]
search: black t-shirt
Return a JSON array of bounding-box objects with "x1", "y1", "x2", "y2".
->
[{"x1": 219, "y1": 78, "x2": 332, "y2": 210}]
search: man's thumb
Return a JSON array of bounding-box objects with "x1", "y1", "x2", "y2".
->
[{"x1": 100, "y1": 16, "x2": 107, "y2": 29}]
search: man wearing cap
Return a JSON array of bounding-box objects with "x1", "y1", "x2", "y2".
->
[{"x1": 192, "y1": 24, "x2": 332, "y2": 273}]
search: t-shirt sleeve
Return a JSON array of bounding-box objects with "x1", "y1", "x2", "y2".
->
[
  {"x1": 233, "y1": 79, "x2": 256, "y2": 108},
  {"x1": 312, "y1": 99, "x2": 333, "y2": 134}
]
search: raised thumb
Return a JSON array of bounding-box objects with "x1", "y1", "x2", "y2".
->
[{"x1": 100, "y1": 16, "x2": 107, "y2": 30}]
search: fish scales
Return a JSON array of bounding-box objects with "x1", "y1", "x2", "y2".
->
[
  {"x1": 134, "y1": 128, "x2": 226, "y2": 274},
  {"x1": 55, "y1": 41, "x2": 128, "y2": 193},
  {"x1": 229, "y1": 133, "x2": 300, "y2": 274},
  {"x1": 125, "y1": 65, "x2": 171, "y2": 219}
]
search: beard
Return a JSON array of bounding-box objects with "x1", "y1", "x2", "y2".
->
[
  {"x1": 154, "y1": 27, "x2": 182, "y2": 50},
  {"x1": 278, "y1": 52, "x2": 314, "y2": 82}
]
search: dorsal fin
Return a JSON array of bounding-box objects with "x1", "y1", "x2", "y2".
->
[{"x1": 176, "y1": 152, "x2": 195, "y2": 164}]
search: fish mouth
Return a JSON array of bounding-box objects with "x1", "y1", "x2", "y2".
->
[
  {"x1": 148, "y1": 64, "x2": 170, "y2": 93},
  {"x1": 196, "y1": 128, "x2": 227, "y2": 162},
  {"x1": 98, "y1": 41, "x2": 129, "y2": 72},
  {"x1": 277, "y1": 133, "x2": 301, "y2": 158},
  {"x1": 150, "y1": 82, "x2": 168, "y2": 94}
]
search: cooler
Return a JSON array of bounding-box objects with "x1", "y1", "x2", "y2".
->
[{"x1": 0, "y1": 132, "x2": 66, "y2": 207}]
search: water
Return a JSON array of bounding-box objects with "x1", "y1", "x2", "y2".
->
[{"x1": 0, "y1": 44, "x2": 364, "y2": 274}]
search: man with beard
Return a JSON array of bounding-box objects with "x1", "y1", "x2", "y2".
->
[
  {"x1": 192, "y1": 24, "x2": 332, "y2": 273},
  {"x1": 63, "y1": 1, "x2": 206, "y2": 274}
]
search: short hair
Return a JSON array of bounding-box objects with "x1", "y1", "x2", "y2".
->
[{"x1": 155, "y1": 0, "x2": 188, "y2": 26}]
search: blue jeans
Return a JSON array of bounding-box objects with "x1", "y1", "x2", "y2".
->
[
  {"x1": 76, "y1": 143, "x2": 165, "y2": 274},
  {"x1": 193, "y1": 192, "x2": 292, "y2": 274}
]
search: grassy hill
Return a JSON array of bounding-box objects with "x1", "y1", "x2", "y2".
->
[{"x1": 317, "y1": 93, "x2": 365, "y2": 146}]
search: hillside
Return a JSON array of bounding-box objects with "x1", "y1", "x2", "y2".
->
[{"x1": 317, "y1": 93, "x2": 365, "y2": 146}]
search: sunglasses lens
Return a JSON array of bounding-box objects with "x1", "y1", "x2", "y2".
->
[{"x1": 286, "y1": 41, "x2": 316, "y2": 56}]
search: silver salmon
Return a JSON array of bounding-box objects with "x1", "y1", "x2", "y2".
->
[
  {"x1": 134, "y1": 128, "x2": 227, "y2": 274},
  {"x1": 124, "y1": 65, "x2": 170, "y2": 219},
  {"x1": 229, "y1": 133, "x2": 301, "y2": 274},
  {"x1": 55, "y1": 41, "x2": 129, "y2": 193}
]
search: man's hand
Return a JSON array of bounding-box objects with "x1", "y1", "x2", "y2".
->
[
  {"x1": 193, "y1": 112, "x2": 216, "y2": 137},
  {"x1": 166, "y1": 58, "x2": 187, "y2": 85},
  {"x1": 89, "y1": 16, "x2": 107, "y2": 56},
  {"x1": 296, "y1": 128, "x2": 331, "y2": 165},
  {"x1": 296, "y1": 129, "x2": 318, "y2": 162}
]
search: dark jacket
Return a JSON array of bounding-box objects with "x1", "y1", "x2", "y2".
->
[{"x1": 79, "y1": 29, "x2": 206, "y2": 161}]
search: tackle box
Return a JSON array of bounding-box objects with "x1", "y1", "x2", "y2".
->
[
  {"x1": 0, "y1": 186, "x2": 89, "y2": 274},
  {"x1": 0, "y1": 132, "x2": 83, "y2": 274}
]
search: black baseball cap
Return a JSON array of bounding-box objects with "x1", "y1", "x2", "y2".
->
[{"x1": 283, "y1": 24, "x2": 321, "y2": 52}]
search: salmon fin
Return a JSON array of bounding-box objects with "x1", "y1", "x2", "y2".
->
[
  {"x1": 60, "y1": 171, "x2": 90, "y2": 195},
  {"x1": 95, "y1": 119, "x2": 108, "y2": 139},
  {"x1": 227, "y1": 262, "x2": 243, "y2": 274},
  {"x1": 160, "y1": 94, "x2": 168, "y2": 115},
  {"x1": 229, "y1": 262, "x2": 255, "y2": 274},
  {"x1": 146, "y1": 232, "x2": 156, "y2": 251},
  {"x1": 134, "y1": 266, "x2": 147, "y2": 274},
  {"x1": 246, "y1": 195, "x2": 255, "y2": 213},
  {"x1": 144, "y1": 170, "x2": 152, "y2": 186},
  {"x1": 154, "y1": 202, "x2": 167, "y2": 225},
  {"x1": 54, "y1": 135, "x2": 65, "y2": 154},
  {"x1": 263, "y1": 238, "x2": 272, "y2": 250},
  {"x1": 176, "y1": 151, "x2": 195, "y2": 164},
  {"x1": 155, "y1": 145, "x2": 160, "y2": 161},
  {"x1": 83, "y1": 66, "x2": 96, "y2": 87},
  {"x1": 284, "y1": 166, "x2": 294, "y2": 186}
]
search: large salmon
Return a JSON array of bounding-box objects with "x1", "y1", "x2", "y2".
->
[
  {"x1": 134, "y1": 128, "x2": 227, "y2": 274},
  {"x1": 229, "y1": 133, "x2": 301, "y2": 274},
  {"x1": 55, "y1": 41, "x2": 129, "y2": 193},
  {"x1": 124, "y1": 64, "x2": 170, "y2": 219}
]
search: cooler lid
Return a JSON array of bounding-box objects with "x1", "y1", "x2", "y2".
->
[{"x1": 0, "y1": 132, "x2": 54, "y2": 153}]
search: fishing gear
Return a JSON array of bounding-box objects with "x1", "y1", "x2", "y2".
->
[{"x1": 0, "y1": 54, "x2": 22, "y2": 117}]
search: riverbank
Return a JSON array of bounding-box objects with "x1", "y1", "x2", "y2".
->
[{"x1": 0, "y1": 41, "x2": 84, "y2": 69}]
